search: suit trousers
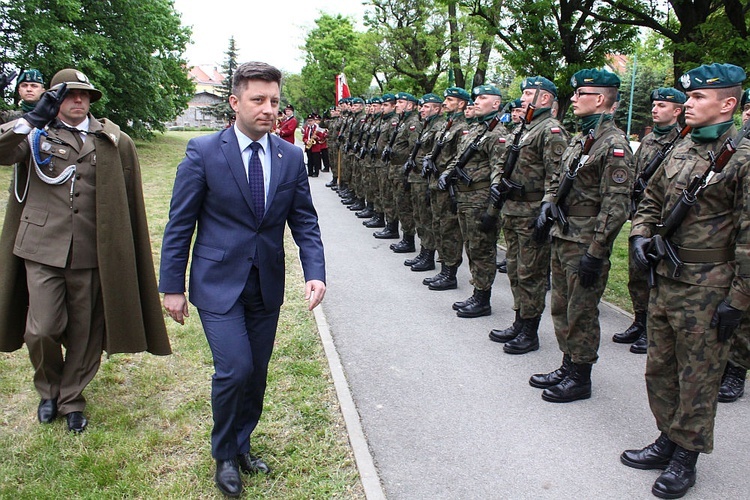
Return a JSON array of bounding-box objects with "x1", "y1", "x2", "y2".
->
[
  {"x1": 24, "y1": 260, "x2": 104, "y2": 415},
  {"x1": 199, "y1": 265, "x2": 280, "y2": 460}
]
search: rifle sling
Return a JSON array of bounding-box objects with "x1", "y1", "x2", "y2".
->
[
  {"x1": 507, "y1": 190, "x2": 544, "y2": 202},
  {"x1": 675, "y1": 245, "x2": 734, "y2": 264}
]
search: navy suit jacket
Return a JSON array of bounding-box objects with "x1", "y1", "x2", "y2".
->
[{"x1": 159, "y1": 128, "x2": 325, "y2": 313}]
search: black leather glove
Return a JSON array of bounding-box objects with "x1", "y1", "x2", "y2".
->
[
  {"x1": 0, "y1": 70, "x2": 17, "y2": 92},
  {"x1": 710, "y1": 300, "x2": 743, "y2": 342},
  {"x1": 22, "y1": 83, "x2": 68, "y2": 129},
  {"x1": 531, "y1": 202, "x2": 555, "y2": 243},
  {"x1": 630, "y1": 236, "x2": 652, "y2": 272},
  {"x1": 489, "y1": 183, "x2": 502, "y2": 206},
  {"x1": 437, "y1": 172, "x2": 450, "y2": 191},
  {"x1": 478, "y1": 212, "x2": 498, "y2": 233},
  {"x1": 578, "y1": 252, "x2": 603, "y2": 288}
]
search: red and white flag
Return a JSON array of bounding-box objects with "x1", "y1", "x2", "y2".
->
[{"x1": 336, "y1": 73, "x2": 351, "y2": 102}]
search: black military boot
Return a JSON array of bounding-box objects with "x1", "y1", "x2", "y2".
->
[
  {"x1": 373, "y1": 221, "x2": 399, "y2": 239},
  {"x1": 489, "y1": 310, "x2": 522, "y2": 343},
  {"x1": 456, "y1": 288, "x2": 491, "y2": 318},
  {"x1": 496, "y1": 258, "x2": 507, "y2": 273},
  {"x1": 529, "y1": 354, "x2": 572, "y2": 389},
  {"x1": 356, "y1": 203, "x2": 376, "y2": 218},
  {"x1": 613, "y1": 311, "x2": 646, "y2": 343},
  {"x1": 428, "y1": 265, "x2": 457, "y2": 290},
  {"x1": 411, "y1": 249, "x2": 435, "y2": 272},
  {"x1": 364, "y1": 213, "x2": 386, "y2": 228},
  {"x1": 620, "y1": 433, "x2": 676, "y2": 470},
  {"x1": 651, "y1": 446, "x2": 699, "y2": 499},
  {"x1": 541, "y1": 362, "x2": 592, "y2": 402},
  {"x1": 503, "y1": 316, "x2": 541, "y2": 354},
  {"x1": 405, "y1": 247, "x2": 428, "y2": 266},
  {"x1": 630, "y1": 329, "x2": 648, "y2": 354},
  {"x1": 718, "y1": 363, "x2": 747, "y2": 403},
  {"x1": 326, "y1": 177, "x2": 338, "y2": 188},
  {"x1": 348, "y1": 198, "x2": 366, "y2": 211},
  {"x1": 341, "y1": 195, "x2": 357, "y2": 205},
  {"x1": 391, "y1": 233, "x2": 416, "y2": 253},
  {"x1": 423, "y1": 263, "x2": 448, "y2": 285}
]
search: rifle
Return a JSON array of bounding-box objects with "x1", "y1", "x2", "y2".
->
[
  {"x1": 630, "y1": 125, "x2": 692, "y2": 216},
  {"x1": 381, "y1": 113, "x2": 404, "y2": 164},
  {"x1": 0, "y1": 70, "x2": 18, "y2": 92},
  {"x1": 358, "y1": 115, "x2": 377, "y2": 160},
  {"x1": 536, "y1": 115, "x2": 604, "y2": 239},
  {"x1": 422, "y1": 116, "x2": 454, "y2": 178},
  {"x1": 369, "y1": 120, "x2": 384, "y2": 159},
  {"x1": 344, "y1": 114, "x2": 356, "y2": 153},
  {"x1": 402, "y1": 118, "x2": 427, "y2": 188},
  {"x1": 487, "y1": 88, "x2": 541, "y2": 216},
  {"x1": 452, "y1": 114, "x2": 502, "y2": 186},
  {"x1": 643, "y1": 119, "x2": 750, "y2": 288},
  {"x1": 352, "y1": 114, "x2": 369, "y2": 155}
]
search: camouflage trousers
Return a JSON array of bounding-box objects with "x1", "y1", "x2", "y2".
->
[
  {"x1": 410, "y1": 181, "x2": 435, "y2": 249},
  {"x1": 391, "y1": 176, "x2": 415, "y2": 235},
  {"x1": 340, "y1": 151, "x2": 353, "y2": 184},
  {"x1": 627, "y1": 241, "x2": 650, "y2": 314},
  {"x1": 456, "y1": 190, "x2": 496, "y2": 291},
  {"x1": 371, "y1": 165, "x2": 387, "y2": 212},
  {"x1": 728, "y1": 319, "x2": 750, "y2": 370},
  {"x1": 363, "y1": 165, "x2": 378, "y2": 205},
  {"x1": 379, "y1": 167, "x2": 397, "y2": 222},
  {"x1": 503, "y1": 215, "x2": 550, "y2": 318},
  {"x1": 646, "y1": 279, "x2": 730, "y2": 453},
  {"x1": 329, "y1": 145, "x2": 340, "y2": 178},
  {"x1": 349, "y1": 156, "x2": 363, "y2": 196},
  {"x1": 430, "y1": 188, "x2": 462, "y2": 267},
  {"x1": 550, "y1": 238, "x2": 610, "y2": 364}
]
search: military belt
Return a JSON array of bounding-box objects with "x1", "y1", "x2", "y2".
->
[
  {"x1": 507, "y1": 190, "x2": 544, "y2": 202},
  {"x1": 564, "y1": 205, "x2": 600, "y2": 217},
  {"x1": 456, "y1": 180, "x2": 491, "y2": 192},
  {"x1": 675, "y1": 246, "x2": 734, "y2": 264}
]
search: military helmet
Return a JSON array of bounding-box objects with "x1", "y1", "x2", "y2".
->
[{"x1": 49, "y1": 69, "x2": 102, "y2": 102}]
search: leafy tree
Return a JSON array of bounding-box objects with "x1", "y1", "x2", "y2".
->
[
  {"x1": 208, "y1": 36, "x2": 239, "y2": 122},
  {"x1": 1, "y1": 0, "x2": 193, "y2": 138},
  {"x1": 462, "y1": 0, "x2": 638, "y2": 119}
]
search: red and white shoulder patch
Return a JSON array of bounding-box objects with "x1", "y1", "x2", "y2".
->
[
  {"x1": 550, "y1": 127, "x2": 561, "y2": 134},
  {"x1": 613, "y1": 148, "x2": 625, "y2": 157},
  {"x1": 409, "y1": 125, "x2": 416, "y2": 131},
  {"x1": 498, "y1": 137, "x2": 506, "y2": 143},
  {"x1": 462, "y1": 130, "x2": 469, "y2": 135}
]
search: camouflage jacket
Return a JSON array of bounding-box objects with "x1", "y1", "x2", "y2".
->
[
  {"x1": 444, "y1": 115, "x2": 508, "y2": 191},
  {"x1": 631, "y1": 125, "x2": 750, "y2": 310},
  {"x1": 348, "y1": 110, "x2": 367, "y2": 158},
  {"x1": 634, "y1": 126, "x2": 682, "y2": 179},
  {"x1": 428, "y1": 112, "x2": 470, "y2": 189},
  {"x1": 494, "y1": 110, "x2": 569, "y2": 218},
  {"x1": 374, "y1": 111, "x2": 399, "y2": 166},
  {"x1": 389, "y1": 110, "x2": 422, "y2": 178},
  {"x1": 409, "y1": 113, "x2": 446, "y2": 183},
  {"x1": 360, "y1": 113, "x2": 382, "y2": 167},
  {"x1": 545, "y1": 118, "x2": 634, "y2": 258}
]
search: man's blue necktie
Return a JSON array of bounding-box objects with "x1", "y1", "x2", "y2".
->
[{"x1": 248, "y1": 142, "x2": 265, "y2": 218}]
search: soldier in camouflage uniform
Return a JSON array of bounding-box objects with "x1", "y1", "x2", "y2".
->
[
  {"x1": 366, "y1": 94, "x2": 398, "y2": 230},
  {"x1": 487, "y1": 76, "x2": 569, "y2": 354},
  {"x1": 0, "y1": 69, "x2": 45, "y2": 124},
  {"x1": 325, "y1": 102, "x2": 343, "y2": 189},
  {"x1": 354, "y1": 97, "x2": 383, "y2": 220},
  {"x1": 438, "y1": 84, "x2": 507, "y2": 318},
  {"x1": 373, "y1": 94, "x2": 402, "y2": 237},
  {"x1": 385, "y1": 92, "x2": 422, "y2": 253},
  {"x1": 404, "y1": 93, "x2": 445, "y2": 272},
  {"x1": 422, "y1": 87, "x2": 471, "y2": 290},
  {"x1": 622, "y1": 63, "x2": 750, "y2": 500},
  {"x1": 347, "y1": 99, "x2": 375, "y2": 212},
  {"x1": 529, "y1": 69, "x2": 634, "y2": 403},
  {"x1": 341, "y1": 97, "x2": 367, "y2": 209},
  {"x1": 717, "y1": 87, "x2": 750, "y2": 404},
  {"x1": 612, "y1": 87, "x2": 687, "y2": 354}
]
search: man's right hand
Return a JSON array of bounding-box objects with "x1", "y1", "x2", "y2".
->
[
  {"x1": 22, "y1": 83, "x2": 68, "y2": 129},
  {"x1": 163, "y1": 292, "x2": 189, "y2": 325},
  {"x1": 531, "y1": 202, "x2": 555, "y2": 242},
  {"x1": 630, "y1": 236, "x2": 652, "y2": 272},
  {"x1": 437, "y1": 171, "x2": 450, "y2": 191}
]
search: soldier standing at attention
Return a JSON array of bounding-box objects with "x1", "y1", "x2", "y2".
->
[
  {"x1": 622, "y1": 63, "x2": 750, "y2": 500},
  {"x1": 438, "y1": 84, "x2": 507, "y2": 318},
  {"x1": 0, "y1": 69, "x2": 45, "y2": 124},
  {"x1": 366, "y1": 94, "x2": 398, "y2": 230},
  {"x1": 529, "y1": 69, "x2": 634, "y2": 402},
  {"x1": 612, "y1": 87, "x2": 686, "y2": 354},
  {"x1": 488, "y1": 76, "x2": 569, "y2": 354}
]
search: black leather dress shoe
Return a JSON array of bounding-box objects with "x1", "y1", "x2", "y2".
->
[
  {"x1": 237, "y1": 452, "x2": 272, "y2": 474},
  {"x1": 66, "y1": 411, "x2": 88, "y2": 433},
  {"x1": 215, "y1": 459, "x2": 242, "y2": 497},
  {"x1": 37, "y1": 398, "x2": 58, "y2": 423}
]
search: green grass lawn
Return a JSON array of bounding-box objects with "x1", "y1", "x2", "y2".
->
[{"x1": 0, "y1": 132, "x2": 363, "y2": 498}]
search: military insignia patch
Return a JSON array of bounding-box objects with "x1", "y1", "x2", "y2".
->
[
  {"x1": 680, "y1": 73, "x2": 691, "y2": 89},
  {"x1": 553, "y1": 144, "x2": 566, "y2": 156},
  {"x1": 612, "y1": 168, "x2": 628, "y2": 184},
  {"x1": 462, "y1": 130, "x2": 469, "y2": 135},
  {"x1": 409, "y1": 125, "x2": 416, "y2": 130},
  {"x1": 613, "y1": 148, "x2": 625, "y2": 157},
  {"x1": 498, "y1": 137, "x2": 506, "y2": 143},
  {"x1": 550, "y1": 127, "x2": 561, "y2": 134}
]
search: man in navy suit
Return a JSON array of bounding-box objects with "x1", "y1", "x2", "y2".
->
[{"x1": 159, "y1": 61, "x2": 326, "y2": 498}]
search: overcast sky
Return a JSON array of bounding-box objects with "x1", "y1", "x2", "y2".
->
[{"x1": 172, "y1": 0, "x2": 369, "y2": 73}]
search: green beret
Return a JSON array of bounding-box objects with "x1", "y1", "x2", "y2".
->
[
  {"x1": 509, "y1": 98, "x2": 522, "y2": 110},
  {"x1": 570, "y1": 69, "x2": 621, "y2": 89},
  {"x1": 370, "y1": 96, "x2": 383, "y2": 104},
  {"x1": 364, "y1": 98, "x2": 371, "y2": 105},
  {"x1": 472, "y1": 84, "x2": 502, "y2": 96},
  {"x1": 420, "y1": 93, "x2": 443, "y2": 104},
  {"x1": 395, "y1": 92, "x2": 418, "y2": 103},
  {"x1": 467, "y1": 99, "x2": 475, "y2": 106},
  {"x1": 742, "y1": 88, "x2": 750, "y2": 108},
  {"x1": 679, "y1": 63, "x2": 746, "y2": 90},
  {"x1": 381, "y1": 93, "x2": 396, "y2": 103},
  {"x1": 351, "y1": 97, "x2": 365, "y2": 105},
  {"x1": 650, "y1": 87, "x2": 687, "y2": 104},
  {"x1": 17, "y1": 68, "x2": 44, "y2": 85},
  {"x1": 443, "y1": 86, "x2": 471, "y2": 101},
  {"x1": 521, "y1": 76, "x2": 557, "y2": 97}
]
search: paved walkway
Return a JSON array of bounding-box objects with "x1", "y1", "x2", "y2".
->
[{"x1": 306, "y1": 172, "x2": 750, "y2": 500}]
